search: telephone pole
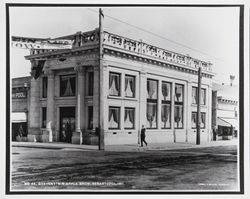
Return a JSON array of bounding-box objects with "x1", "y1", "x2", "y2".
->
[
  {"x1": 99, "y1": 8, "x2": 105, "y2": 150},
  {"x1": 196, "y1": 67, "x2": 202, "y2": 145}
]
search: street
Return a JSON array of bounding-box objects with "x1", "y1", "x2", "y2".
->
[{"x1": 11, "y1": 145, "x2": 238, "y2": 191}]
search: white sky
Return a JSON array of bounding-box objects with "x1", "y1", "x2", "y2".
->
[{"x1": 10, "y1": 6, "x2": 240, "y2": 85}]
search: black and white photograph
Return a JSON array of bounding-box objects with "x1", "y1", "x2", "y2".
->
[{"x1": 2, "y1": 0, "x2": 250, "y2": 197}]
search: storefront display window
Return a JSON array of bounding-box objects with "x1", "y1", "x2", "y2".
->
[
  {"x1": 108, "y1": 106, "x2": 120, "y2": 129},
  {"x1": 125, "y1": 75, "x2": 135, "y2": 98},
  {"x1": 124, "y1": 108, "x2": 135, "y2": 129},
  {"x1": 109, "y1": 72, "x2": 121, "y2": 96}
]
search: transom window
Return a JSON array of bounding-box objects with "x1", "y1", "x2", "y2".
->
[{"x1": 60, "y1": 75, "x2": 76, "y2": 97}]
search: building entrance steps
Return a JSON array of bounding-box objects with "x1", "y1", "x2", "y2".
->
[{"x1": 11, "y1": 139, "x2": 238, "y2": 152}]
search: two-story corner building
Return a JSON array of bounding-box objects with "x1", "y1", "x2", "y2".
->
[
  {"x1": 15, "y1": 28, "x2": 214, "y2": 145},
  {"x1": 212, "y1": 81, "x2": 239, "y2": 140},
  {"x1": 11, "y1": 76, "x2": 31, "y2": 141}
]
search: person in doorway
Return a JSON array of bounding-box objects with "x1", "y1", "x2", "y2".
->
[
  {"x1": 18, "y1": 125, "x2": 24, "y2": 138},
  {"x1": 140, "y1": 125, "x2": 147, "y2": 147}
]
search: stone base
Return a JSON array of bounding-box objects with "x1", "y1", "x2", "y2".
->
[
  {"x1": 16, "y1": 136, "x2": 28, "y2": 142},
  {"x1": 27, "y1": 127, "x2": 42, "y2": 142},
  {"x1": 72, "y1": 131, "x2": 83, "y2": 144},
  {"x1": 82, "y1": 132, "x2": 99, "y2": 145}
]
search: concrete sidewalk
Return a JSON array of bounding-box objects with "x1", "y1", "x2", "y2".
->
[{"x1": 11, "y1": 139, "x2": 238, "y2": 152}]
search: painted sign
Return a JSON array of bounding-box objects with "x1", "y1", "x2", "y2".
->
[
  {"x1": 12, "y1": 36, "x2": 74, "y2": 49},
  {"x1": 12, "y1": 89, "x2": 27, "y2": 99}
]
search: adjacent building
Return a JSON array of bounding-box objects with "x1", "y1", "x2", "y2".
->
[
  {"x1": 11, "y1": 28, "x2": 214, "y2": 145},
  {"x1": 212, "y1": 80, "x2": 239, "y2": 140}
]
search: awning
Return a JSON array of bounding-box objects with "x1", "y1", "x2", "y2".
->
[
  {"x1": 11, "y1": 112, "x2": 27, "y2": 123},
  {"x1": 217, "y1": 117, "x2": 239, "y2": 129}
]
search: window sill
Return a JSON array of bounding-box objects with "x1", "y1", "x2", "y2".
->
[
  {"x1": 108, "y1": 96, "x2": 138, "y2": 101},
  {"x1": 55, "y1": 96, "x2": 77, "y2": 100}
]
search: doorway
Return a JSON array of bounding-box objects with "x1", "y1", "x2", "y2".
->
[{"x1": 60, "y1": 107, "x2": 75, "y2": 143}]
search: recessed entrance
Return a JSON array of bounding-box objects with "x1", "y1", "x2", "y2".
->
[{"x1": 60, "y1": 107, "x2": 75, "y2": 143}]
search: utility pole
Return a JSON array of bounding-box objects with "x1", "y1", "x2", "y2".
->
[
  {"x1": 196, "y1": 67, "x2": 202, "y2": 145},
  {"x1": 98, "y1": 8, "x2": 105, "y2": 150}
]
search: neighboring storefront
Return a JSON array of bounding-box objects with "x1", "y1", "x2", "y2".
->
[
  {"x1": 12, "y1": 76, "x2": 30, "y2": 141},
  {"x1": 212, "y1": 82, "x2": 239, "y2": 140},
  {"x1": 12, "y1": 29, "x2": 214, "y2": 145}
]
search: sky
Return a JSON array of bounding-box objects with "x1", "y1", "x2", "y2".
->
[{"x1": 9, "y1": 6, "x2": 240, "y2": 85}]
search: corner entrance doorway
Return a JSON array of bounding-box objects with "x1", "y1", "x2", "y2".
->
[{"x1": 60, "y1": 107, "x2": 75, "y2": 143}]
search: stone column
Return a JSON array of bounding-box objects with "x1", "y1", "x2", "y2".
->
[
  {"x1": 172, "y1": 82, "x2": 176, "y2": 142},
  {"x1": 44, "y1": 70, "x2": 54, "y2": 143},
  {"x1": 185, "y1": 80, "x2": 192, "y2": 142},
  {"x1": 28, "y1": 77, "x2": 41, "y2": 142},
  {"x1": 72, "y1": 66, "x2": 85, "y2": 144},
  {"x1": 139, "y1": 71, "x2": 147, "y2": 144},
  {"x1": 93, "y1": 65, "x2": 100, "y2": 129},
  {"x1": 157, "y1": 80, "x2": 162, "y2": 130}
]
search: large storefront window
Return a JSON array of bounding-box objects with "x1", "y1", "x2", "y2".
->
[
  {"x1": 174, "y1": 84, "x2": 184, "y2": 129},
  {"x1": 192, "y1": 112, "x2": 206, "y2": 129},
  {"x1": 60, "y1": 75, "x2": 76, "y2": 97},
  {"x1": 42, "y1": 107, "x2": 46, "y2": 128},
  {"x1": 161, "y1": 82, "x2": 171, "y2": 128},
  {"x1": 108, "y1": 106, "x2": 120, "y2": 129},
  {"x1": 124, "y1": 108, "x2": 135, "y2": 129},
  {"x1": 88, "y1": 72, "x2": 94, "y2": 96},
  {"x1": 42, "y1": 77, "x2": 47, "y2": 98},
  {"x1": 192, "y1": 87, "x2": 206, "y2": 105},
  {"x1": 125, "y1": 75, "x2": 135, "y2": 98},
  {"x1": 147, "y1": 79, "x2": 158, "y2": 129},
  {"x1": 109, "y1": 72, "x2": 121, "y2": 96}
]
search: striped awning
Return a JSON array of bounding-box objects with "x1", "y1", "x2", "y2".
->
[{"x1": 217, "y1": 117, "x2": 238, "y2": 129}]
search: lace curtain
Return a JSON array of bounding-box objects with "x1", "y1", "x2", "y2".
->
[
  {"x1": 109, "y1": 108, "x2": 119, "y2": 129},
  {"x1": 174, "y1": 105, "x2": 183, "y2": 128},
  {"x1": 147, "y1": 103, "x2": 157, "y2": 128},
  {"x1": 147, "y1": 80, "x2": 157, "y2": 99},
  {"x1": 109, "y1": 73, "x2": 119, "y2": 96},
  {"x1": 124, "y1": 108, "x2": 134, "y2": 129},
  {"x1": 175, "y1": 85, "x2": 183, "y2": 102},
  {"x1": 125, "y1": 76, "x2": 134, "y2": 97},
  {"x1": 161, "y1": 104, "x2": 171, "y2": 128},
  {"x1": 162, "y1": 82, "x2": 170, "y2": 101}
]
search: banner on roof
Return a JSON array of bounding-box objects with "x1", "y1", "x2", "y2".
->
[{"x1": 12, "y1": 36, "x2": 74, "y2": 49}]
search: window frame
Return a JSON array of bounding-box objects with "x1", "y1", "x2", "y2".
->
[
  {"x1": 42, "y1": 107, "x2": 47, "y2": 128},
  {"x1": 109, "y1": 72, "x2": 121, "y2": 97},
  {"x1": 42, "y1": 76, "x2": 48, "y2": 98},
  {"x1": 87, "y1": 72, "x2": 94, "y2": 96},
  {"x1": 124, "y1": 74, "x2": 136, "y2": 98},
  {"x1": 108, "y1": 106, "x2": 121, "y2": 130},
  {"x1": 174, "y1": 84, "x2": 184, "y2": 129},
  {"x1": 192, "y1": 87, "x2": 206, "y2": 105},
  {"x1": 191, "y1": 112, "x2": 206, "y2": 129},
  {"x1": 124, "y1": 107, "x2": 135, "y2": 130},
  {"x1": 59, "y1": 74, "x2": 76, "y2": 97}
]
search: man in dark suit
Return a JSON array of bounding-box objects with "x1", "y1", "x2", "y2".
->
[{"x1": 141, "y1": 125, "x2": 147, "y2": 147}]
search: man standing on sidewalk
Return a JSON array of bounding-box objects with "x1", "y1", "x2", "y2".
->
[{"x1": 141, "y1": 125, "x2": 147, "y2": 147}]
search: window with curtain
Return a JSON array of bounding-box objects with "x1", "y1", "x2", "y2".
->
[
  {"x1": 147, "y1": 79, "x2": 158, "y2": 99},
  {"x1": 88, "y1": 106, "x2": 93, "y2": 130},
  {"x1": 42, "y1": 107, "x2": 46, "y2": 128},
  {"x1": 175, "y1": 84, "x2": 184, "y2": 129},
  {"x1": 125, "y1": 75, "x2": 135, "y2": 98},
  {"x1": 42, "y1": 76, "x2": 47, "y2": 98},
  {"x1": 88, "y1": 72, "x2": 94, "y2": 96},
  {"x1": 109, "y1": 72, "x2": 121, "y2": 96},
  {"x1": 60, "y1": 75, "x2": 76, "y2": 97},
  {"x1": 147, "y1": 79, "x2": 158, "y2": 129},
  {"x1": 192, "y1": 87, "x2": 206, "y2": 105},
  {"x1": 161, "y1": 82, "x2": 171, "y2": 129},
  {"x1": 124, "y1": 108, "x2": 135, "y2": 129},
  {"x1": 192, "y1": 112, "x2": 206, "y2": 129},
  {"x1": 108, "y1": 106, "x2": 120, "y2": 129}
]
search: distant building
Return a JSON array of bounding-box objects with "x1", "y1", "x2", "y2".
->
[
  {"x1": 11, "y1": 76, "x2": 31, "y2": 141},
  {"x1": 11, "y1": 28, "x2": 214, "y2": 146},
  {"x1": 212, "y1": 80, "x2": 239, "y2": 140}
]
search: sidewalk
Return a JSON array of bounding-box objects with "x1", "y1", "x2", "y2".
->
[{"x1": 11, "y1": 139, "x2": 238, "y2": 152}]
